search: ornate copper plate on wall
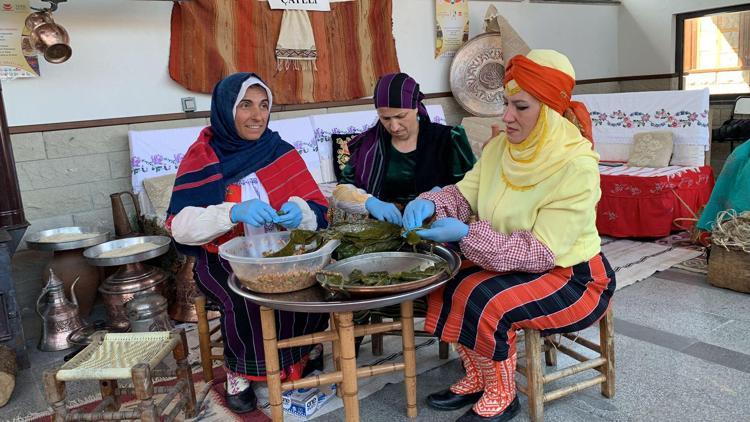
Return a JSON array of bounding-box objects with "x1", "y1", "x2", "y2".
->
[{"x1": 450, "y1": 33, "x2": 505, "y2": 117}]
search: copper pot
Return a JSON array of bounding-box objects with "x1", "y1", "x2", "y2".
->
[
  {"x1": 126, "y1": 292, "x2": 173, "y2": 333},
  {"x1": 24, "y1": 11, "x2": 53, "y2": 31},
  {"x1": 99, "y1": 262, "x2": 168, "y2": 332},
  {"x1": 30, "y1": 21, "x2": 71, "y2": 64}
]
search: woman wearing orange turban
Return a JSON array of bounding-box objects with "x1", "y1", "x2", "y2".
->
[{"x1": 402, "y1": 50, "x2": 615, "y2": 421}]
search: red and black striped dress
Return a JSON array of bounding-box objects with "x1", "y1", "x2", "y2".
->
[
  {"x1": 425, "y1": 254, "x2": 615, "y2": 361},
  {"x1": 419, "y1": 186, "x2": 616, "y2": 361}
]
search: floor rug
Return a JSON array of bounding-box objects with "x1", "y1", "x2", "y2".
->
[
  {"x1": 19, "y1": 321, "x2": 452, "y2": 422},
  {"x1": 601, "y1": 235, "x2": 705, "y2": 290}
]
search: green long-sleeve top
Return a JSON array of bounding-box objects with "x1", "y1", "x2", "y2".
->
[{"x1": 339, "y1": 124, "x2": 476, "y2": 206}]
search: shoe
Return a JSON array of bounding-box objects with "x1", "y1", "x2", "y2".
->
[
  {"x1": 303, "y1": 344, "x2": 325, "y2": 377},
  {"x1": 225, "y1": 384, "x2": 257, "y2": 414},
  {"x1": 426, "y1": 388, "x2": 484, "y2": 411},
  {"x1": 455, "y1": 396, "x2": 520, "y2": 422}
]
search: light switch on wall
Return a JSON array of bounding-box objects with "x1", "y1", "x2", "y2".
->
[{"x1": 181, "y1": 97, "x2": 197, "y2": 112}]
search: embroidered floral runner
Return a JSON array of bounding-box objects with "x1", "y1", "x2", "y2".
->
[{"x1": 168, "y1": 0, "x2": 400, "y2": 104}]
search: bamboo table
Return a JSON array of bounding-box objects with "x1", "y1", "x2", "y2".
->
[{"x1": 227, "y1": 246, "x2": 460, "y2": 422}]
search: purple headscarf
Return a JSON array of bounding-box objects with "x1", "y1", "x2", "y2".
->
[{"x1": 347, "y1": 73, "x2": 430, "y2": 195}]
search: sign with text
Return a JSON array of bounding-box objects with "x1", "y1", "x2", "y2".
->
[
  {"x1": 435, "y1": 0, "x2": 469, "y2": 59},
  {"x1": 267, "y1": 0, "x2": 331, "y2": 11},
  {"x1": 0, "y1": 0, "x2": 40, "y2": 79}
]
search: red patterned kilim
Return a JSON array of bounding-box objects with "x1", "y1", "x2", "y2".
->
[
  {"x1": 473, "y1": 352, "x2": 517, "y2": 417},
  {"x1": 169, "y1": 0, "x2": 400, "y2": 104},
  {"x1": 449, "y1": 344, "x2": 484, "y2": 395}
]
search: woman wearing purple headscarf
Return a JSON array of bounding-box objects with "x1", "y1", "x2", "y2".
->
[
  {"x1": 332, "y1": 72, "x2": 476, "y2": 224},
  {"x1": 331, "y1": 72, "x2": 476, "y2": 347}
]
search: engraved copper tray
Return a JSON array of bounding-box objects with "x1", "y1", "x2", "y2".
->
[{"x1": 450, "y1": 32, "x2": 505, "y2": 117}]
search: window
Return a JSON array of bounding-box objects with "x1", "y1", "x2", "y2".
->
[{"x1": 678, "y1": 5, "x2": 750, "y2": 95}]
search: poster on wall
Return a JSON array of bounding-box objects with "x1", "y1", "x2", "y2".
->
[
  {"x1": 0, "y1": 0, "x2": 40, "y2": 80},
  {"x1": 435, "y1": 0, "x2": 469, "y2": 59}
]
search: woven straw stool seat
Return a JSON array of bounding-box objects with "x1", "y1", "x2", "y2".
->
[
  {"x1": 57, "y1": 332, "x2": 178, "y2": 381},
  {"x1": 43, "y1": 329, "x2": 197, "y2": 422}
]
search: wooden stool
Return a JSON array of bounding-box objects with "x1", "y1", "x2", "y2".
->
[
  {"x1": 43, "y1": 329, "x2": 196, "y2": 422},
  {"x1": 195, "y1": 295, "x2": 224, "y2": 381},
  {"x1": 516, "y1": 308, "x2": 615, "y2": 422}
]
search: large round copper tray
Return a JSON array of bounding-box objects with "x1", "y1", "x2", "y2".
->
[
  {"x1": 450, "y1": 32, "x2": 505, "y2": 117},
  {"x1": 316, "y1": 250, "x2": 457, "y2": 298}
]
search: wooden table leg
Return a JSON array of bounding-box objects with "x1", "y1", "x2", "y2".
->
[
  {"x1": 335, "y1": 312, "x2": 360, "y2": 422},
  {"x1": 260, "y1": 306, "x2": 284, "y2": 421},
  {"x1": 329, "y1": 313, "x2": 342, "y2": 397},
  {"x1": 400, "y1": 300, "x2": 418, "y2": 419}
]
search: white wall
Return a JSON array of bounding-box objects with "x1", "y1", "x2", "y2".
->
[
  {"x1": 4, "y1": 0, "x2": 622, "y2": 126},
  {"x1": 618, "y1": 0, "x2": 748, "y2": 76}
]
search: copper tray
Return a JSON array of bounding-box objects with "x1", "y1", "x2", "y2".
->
[
  {"x1": 316, "y1": 251, "x2": 454, "y2": 298},
  {"x1": 449, "y1": 32, "x2": 505, "y2": 117}
]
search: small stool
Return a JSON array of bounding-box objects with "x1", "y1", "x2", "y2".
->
[
  {"x1": 516, "y1": 308, "x2": 615, "y2": 422},
  {"x1": 43, "y1": 329, "x2": 197, "y2": 422},
  {"x1": 195, "y1": 295, "x2": 224, "y2": 382}
]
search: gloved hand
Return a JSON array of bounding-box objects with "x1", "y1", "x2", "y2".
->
[
  {"x1": 273, "y1": 201, "x2": 303, "y2": 229},
  {"x1": 365, "y1": 197, "x2": 402, "y2": 225},
  {"x1": 429, "y1": 186, "x2": 442, "y2": 193},
  {"x1": 230, "y1": 199, "x2": 276, "y2": 227},
  {"x1": 402, "y1": 198, "x2": 435, "y2": 232},
  {"x1": 415, "y1": 217, "x2": 469, "y2": 243}
]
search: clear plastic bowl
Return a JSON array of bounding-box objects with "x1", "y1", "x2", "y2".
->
[{"x1": 218, "y1": 232, "x2": 340, "y2": 294}]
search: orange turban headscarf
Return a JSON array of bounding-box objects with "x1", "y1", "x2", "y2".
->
[{"x1": 504, "y1": 53, "x2": 593, "y2": 143}]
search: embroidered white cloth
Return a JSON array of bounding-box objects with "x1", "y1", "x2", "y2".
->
[
  {"x1": 573, "y1": 88, "x2": 710, "y2": 150},
  {"x1": 598, "y1": 164, "x2": 702, "y2": 177},
  {"x1": 128, "y1": 105, "x2": 446, "y2": 218},
  {"x1": 128, "y1": 126, "x2": 204, "y2": 194}
]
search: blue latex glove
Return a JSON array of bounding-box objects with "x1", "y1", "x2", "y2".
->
[
  {"x1": 365, "y1": 197, "x2": 402, "y2": 225},
  {"x1": 230, "y1": 199, "x2": 276, "y2": 227},
  {"x1": 273, "y1": 201, "x2": 303, "y2": 229},
  {"x1": 416, "y1": 217, "x2": 469, "y2": 243},
  {"x1": 402, "y1": 198, "x2": 435, "y2": 232},
  {"x1": 429, "y1": 186, "x2": 442, "y2": 193}
]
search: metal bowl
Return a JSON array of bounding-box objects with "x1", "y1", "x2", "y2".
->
[
  {"x1": 317, "y1": 251, "x2": 450, "y2": 298},
  {"x1": 83, "y1": 235, "x2": 171, "y2": 267},
  {"x1": 26, "y1": 226, "x2": 109, "y2": 251}
]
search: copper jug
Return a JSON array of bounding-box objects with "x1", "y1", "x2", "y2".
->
[
  {"x1": 110, "y1": 191, "x2": 143, "y2": 238},
  {"x1": 36, "y1": 269, "x2": 85, "y2": 351},
  {"x1": 26, "y1": 11, "x2": 71, "y2": 64}
]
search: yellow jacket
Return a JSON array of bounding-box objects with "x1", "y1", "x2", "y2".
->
[{"x1": 457, "y1": 135, "x2": 601, "y2": 268}]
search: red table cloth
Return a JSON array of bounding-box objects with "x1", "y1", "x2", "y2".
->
[{"x1": 596, "y1": 165, "x2": 715, "y2": 238}]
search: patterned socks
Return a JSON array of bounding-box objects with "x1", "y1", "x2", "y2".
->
[
  {"x1": 226, "y1": 368, "x2": 252, "y2": 395},
  {"x1": 473, "y1": 352, "x2": 517, "y2": 417},
  {"x1": 449, "y1": 344, "x2": 484, "y2": 395}
]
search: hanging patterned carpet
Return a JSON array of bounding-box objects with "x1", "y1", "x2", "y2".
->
[{"x1": 168, "y1": 0, "x2": 400, "y2": 104}]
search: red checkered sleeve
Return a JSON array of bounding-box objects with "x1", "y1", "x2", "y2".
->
[
  {"x1": 459, "y1": 220, "x2": 556, "y2": 273},
  {"x1": 419, "y1": 185, "x2": 472, "y2": 223}
]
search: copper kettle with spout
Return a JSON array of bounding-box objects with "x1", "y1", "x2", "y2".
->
[
  {"x1": 110, "y1": 191, "x2": 143, "y2": 238},
  {"x1": 36, "y1": 269, "x2": 85, "y2": 351}
]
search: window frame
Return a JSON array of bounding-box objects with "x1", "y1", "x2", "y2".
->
[{"x1": 676, "y1": 3, "x2": 750, "y2": 99}]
